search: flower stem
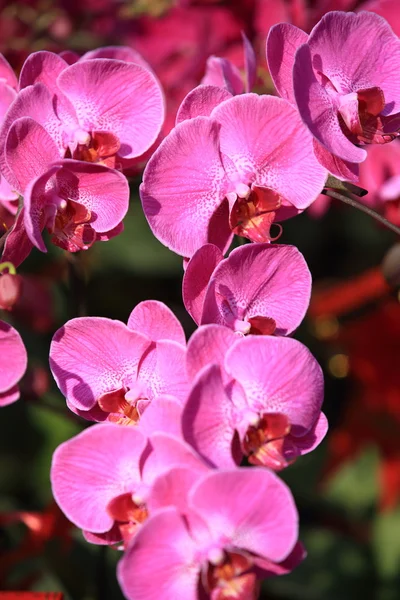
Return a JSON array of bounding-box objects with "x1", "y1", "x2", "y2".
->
[{"x1": 322, "y1": 188, "x2": 400, "y2": 236}]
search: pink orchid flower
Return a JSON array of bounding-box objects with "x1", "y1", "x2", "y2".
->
[
  {"x1": 183, "y1": 332, "x2": 328, "y2": 470},
  {"x1": 0, "y1": 320, "x2": 27, "y2": 406},
  {"x1": 1, "y1": 49, "x2": 164, "y2": 173},
  {"x1": 183, "y1": 243, "x2": 311, "y2": 335},
  {"x1": 268, "y1": 12, "x2": 400, "y2": 172},
  {"x1": 266, "y1": 19, "x2": 356, "y2": 182},
  {"x1": 49, "y1": 301, "x2": 188, "y2": 424},
  {"x1": 51, "y1": 423, "x2": 209, "y2": 548},
  {"x1": 118, "y1": 468, "x2": 301, "y2": 600},
  {"x1": 141, "y1": 92, "x2": 327, "y2": 258},
  {"x1": 0, "y1": 117, "x2": 129, "y2": 266}
]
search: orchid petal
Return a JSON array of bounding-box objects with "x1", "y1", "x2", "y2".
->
[
  {"x1": 118, "y1": 508, "x2": 199, "y2": 600},
  {"x1": 182, "y1": 243, "x2": 223, "y2": 325},
  {"x1": 186, "y1": 324, "x2": 236, "y2": 381},
  {"x1": 141, "y1": 116, "x2": 231, "y2": 257},
  {"x1": 212, "y1": 94, "x2": 327, "y2": 209},
  {"x1": 266, "y1": 23, "x2": 308, "y2": 104},
  {"x1": 50, "y1": 317, "x2": 151, "y2": 411},
  {"x1": 190, "y1": 468, "x2": 298, "y2": 562},
  {"x1": 51, "y1": 424, "x2": 146, "y2": 532},
  {"x1": 128, "y1": 300, "x2": 185, "y2": 345},
  {"x1": 0, "y1": 320, "x2": 27, "y2": 393},
  {"x1": 293, "y1": 44, "x2": 366, "y2": 163},
  {"x1": 225, "y1": 336, "x2": 324, "y2": 432},
  {"x1": 201, "y1": 243, "x2": 311, "y2": 335},
  {"x1": 176, "y1": 85, "x2": 232, "y2": 124},
  {"x1": 182, "y1": 364, "x2": 238, "y2": 468},
  {"x1": 58, "y1": 59, "x2": 164, "y2": 158}
]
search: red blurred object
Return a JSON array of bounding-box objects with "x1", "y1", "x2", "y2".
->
[
  {"x1": 310, "y1": 268, "x2": 400, "y2": 510},
  {"x1": 0, "y1": 594, "x2": 63, "y2": 599},
  {"x1": 0, "y1": 503, "x2": 72, "y2": 591}
]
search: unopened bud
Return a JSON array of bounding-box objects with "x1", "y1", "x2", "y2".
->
[{"x1": 0, "y1": 273, "x2": 23, "y2": 310}]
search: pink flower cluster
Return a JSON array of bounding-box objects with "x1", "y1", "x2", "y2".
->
[
  {"x1": 0, "y1": 47, "x2": 164, "y2": 265},
  {"x1": 1, "y1": 7, "x2": 399, "y2": 600}
]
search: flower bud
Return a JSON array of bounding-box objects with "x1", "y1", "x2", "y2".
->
[{"x1": 0, "y1": 273, "x2": 23, "y2": 310}]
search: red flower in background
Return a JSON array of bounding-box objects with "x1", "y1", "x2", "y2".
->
[{"x1": 309, "y1": 268, "x2": 400, "y2": 510}]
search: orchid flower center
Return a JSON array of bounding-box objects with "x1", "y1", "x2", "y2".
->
[
  {"x1": 98, "y1": 384, "x2": 149, "y2": 426},
  {"x1": 230, "y1": 316, "x2": 276, "y2": 336},
  {"x1": 205, "y1": 550, "x2": 258, "y2": 600},
  {"x1": 70, "y1": 129, "x2": 121, "y2": 168},
  {"x1": 318, "y1": 72, "x2": 399, "y2": 145},
  {"x1": 107, "y1": 492, "x2": 148, "y2": 546},
  {"x1": 45, "y1": 197, "x2": 94, "y2": 252},
  {"x1": 228, "y1": 185, "x2": 283, "y2": 243},
  {"x1": 242, "y1": 412, "x2": 294, "y2": 470}
]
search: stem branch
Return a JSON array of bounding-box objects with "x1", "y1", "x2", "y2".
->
[{"x1": 322, "y1": 188, "x2": 400, "y2": 236}]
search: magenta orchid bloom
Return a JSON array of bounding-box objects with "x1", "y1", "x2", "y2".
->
[
  {"x1": 49, "y1": 301, "x2": 188, "y2": 424},
  {"x1": 0, "y1": 320, "x2": 27, "y2": 406},
  {"x1": 51, "y1": 423, "x2": 209, "y2": 547},
  {"x1": 1, "y1": 50, "x2": 164, "y2": 172},
  {"x1": 0, "y1": 116, "x2": 129, "y2": 265},
  {"x1": 118, "y1": 468, "x2": 301, "y2": 600},
  {"x1": 183, "y1": 332, "x2": 327, "y2": 470},
  {"x1": 141, "y1": 93, "x2": 327, "y2": 258},
  {"x1": 183, "y1": 243, "x2": 311, "y2": 335},
  {"x1": 268, "y1": 12, "x2": 400, "y2": 171}
]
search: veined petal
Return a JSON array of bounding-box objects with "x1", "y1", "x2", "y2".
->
[
  {"x1": 141, "y1": 116, "x2": 230, "y2": 258},
  {"x1": 57, "y1": 59, "x2": 164, "y2": 158},
  {"x1": 225, "y1": 336, "x2": 324, "y2": 432},
  {"x1": 118, "y1": 508, "x2": 199, "y2": 600},
  {"x1": 201, "y1": 243, "x2": 311, "y2": 335},
  {"x1": 50, "y1": 317, "x2": 152, "y2": 411},
  {"x1": 0, "y1": 53, "x2": 18, "y2": 90},
  {"x1": 137, "y1": 340, "x2": 189, "y2": 405},
  {"x1": 183, "y1": 243, "x2": 223, "y2": 325},
  {"x1": 201, "y1": 56, "x2": 244, "y2": 95},
  {"x1": 293, "y1": 43, "x2": 366, "y2": 163},
  {"x1": 211, "y1": 94, "x2": 327, "y2": 209},
  {"x1": 53, "y1": 159, "x2": 129, "y2": 232},
  {"x1": 80, "y1": 46, "x2": 152, "y2": 73},
  {"x1": 128, "y1": 300, "x2": 185, "y2": 346},
  {"x1": 307, "y1": 11, "x2": 400, "y2": 115},
  {"x1": 182, "y1": 364, "x2": 238, "y2": 468},
  {"x1": 19, "y1": 51, "x2": 68, "y2": 90},
  {"x1": 0, "y1": 320, "x2": 27, "y2": 393},
  {"x1": 5, "y1": 117, "x2": 59, "y2": 194},
  {"x1": 176, "y1": 85, "x2": 232, "y2": 125},
  {"x1": 266, "y1": 23, "x2": 308, "y2": 104},
  {"x1": 189, "y1": 468, "x2": 298, "y2": 562},
  {"x1": 186, "y1": 324, "x2": 236, "y2": 382},
  {"x1": 51, "y1": 424, "x2": 147, "y2": 532}
]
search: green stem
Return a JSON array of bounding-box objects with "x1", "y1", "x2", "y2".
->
[{"x1": 0, "y1": 261, "x2": 16, "y2": 274}]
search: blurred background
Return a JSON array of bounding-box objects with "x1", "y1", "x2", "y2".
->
[{"x1": 1, "y1": 1, "x2": 400, "y2": 599}]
